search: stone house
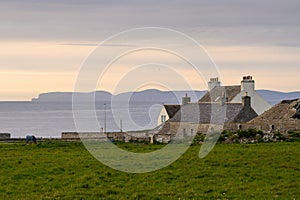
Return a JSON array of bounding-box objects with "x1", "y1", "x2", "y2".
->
[
  {"x1": 157, "y1": 75, "x2": 270, "y2": 128},
  {"x1": 158, "y1": 94, "x2": 258, "y2": 138}
]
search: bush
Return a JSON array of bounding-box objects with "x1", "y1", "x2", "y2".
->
[
  {"x1": 237, "y1": 129, "x2": 258, "y2": 138},
  {"x1": 257, "y1": 137, "x2": 264, "y2": 143},
  {"x1": 192, "y1": 133, "x2": 206, "y2": 144},
  {"x1": 273, "y1": 132, "x2": 287, "y2": 141},
  {"x1": 286, "y1": 137, "x2": 300, "y2": 142},
  {"x1": 288, "y1": 131, "x2": 300, "y2": 138},
  {"x1": 222, "y1": 130, "x2": 233, "y2": 138}
]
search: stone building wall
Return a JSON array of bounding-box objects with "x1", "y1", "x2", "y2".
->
[
  {"x1": 159, "y1": 121, "x2": 222, "y2": 135},
  {"x1": 224, "y1": 119, "x2": 300, "y2": 133},
  {"x1": 247, "y1": 119, "x2": 300, "y2": 133},
  {"x1": 163, "y1": 119, "x2": 300, "y2": 135}
]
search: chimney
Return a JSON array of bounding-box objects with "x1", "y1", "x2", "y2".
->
[
  {"x1": 241, "y1": 75, "x2": 255, "y2": 92},
  {"x1": 242, "y1": 92, "x2": 251, "y2": 108},
  {"x1": 208, "y1": 77, "x2": 221, "y2": 91},
  {"x1": 182, "y1": 93, "x2": 191, "y2": 105}
]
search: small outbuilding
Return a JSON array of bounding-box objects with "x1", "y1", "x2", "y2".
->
[
  {"x1": 245, "y1": 98, "x2": 300, "y2": 132},
  {"x1": 0, "y1": 133, "x2": 11, "y2": 140}
]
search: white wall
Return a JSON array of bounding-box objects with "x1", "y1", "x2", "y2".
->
[
  {"x1": 208, "y1": 80, "x2": 221, "y2": 91},
  {"x1": 231, "y1": 78, "x2": 271, "y2": 115},
  {"x1": 157, "y1": 106, "x2": 169, "y2": 126},
  {"x1": 241, "y1": 80, "x2": 255, "y2": 92},
  {"x1": 231, "y1": 90, "x2": 271, "y2": 115}
]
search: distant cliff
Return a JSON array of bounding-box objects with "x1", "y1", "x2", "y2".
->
[
  {"x1": 32, "y1": 91, "x2": 112, "y2": 103},
  {"x1": 32, "y1": 89, "x2": 300, "y2": 105}
]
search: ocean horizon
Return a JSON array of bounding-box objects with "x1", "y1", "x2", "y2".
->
[{"x1": 0, "y1": 101, "x2": 162, "y2": 138}]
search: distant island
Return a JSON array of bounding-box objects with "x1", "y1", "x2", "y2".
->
[{"x1": 32, "y1": 89, "x2": 300, "y2": 105}]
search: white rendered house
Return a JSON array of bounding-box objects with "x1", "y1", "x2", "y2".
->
[
  {"x1": 230, "y1": 76, "x2": 271, "y2": 115},
  {"x1": 199, "y1": 76, "x2": 271, "y2": 115},
  {"x1": 157, "y1": 94, "x2": 190, "y2": 126}
]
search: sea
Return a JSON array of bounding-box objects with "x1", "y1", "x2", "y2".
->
[{"x1": 0, "y1": 101, "x2": 162, "y2": 138}]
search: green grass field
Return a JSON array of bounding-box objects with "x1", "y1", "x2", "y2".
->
[{"x1": 0, "y1": 141, "x2": 299, "y2": 199}]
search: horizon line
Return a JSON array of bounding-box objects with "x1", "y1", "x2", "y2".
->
[{"x1": 1, "y1": 88, "x2": 300, "y2": 102}]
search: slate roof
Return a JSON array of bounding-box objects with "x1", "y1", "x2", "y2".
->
[
  {"x1": 249, "y1": 98, "x2": 300, "y2": 123},
  {"x1": 233, "y1": 105, "x2": 258, "y2": 123},
  {"x1": 164, "y1": 105, "x2": 181, "y2": 118},
  {"x1": 170, "y1": 102, "x2": 257, "y2": 124},
  {"x1": 292, "y1": 99, "x2": 300, "y2": 119},
  {"x1": 199, "y1": 85, "x2": 241, "y2": 103}
]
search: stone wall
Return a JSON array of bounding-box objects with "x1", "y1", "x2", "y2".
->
[
  {"x1": 106, "y1": 132, "x2": 126, "y2": 141},
  {"x1": 61, "y1": 132, "x2": 151, "y2": 143},
  {"x1": 223, "y1": 119, "x2": 300, "y2": 133},
  {"x1": 153, "y1": 134, "x2": 173, "y2": 143},
  {"x1": 162, "y1": 118, "x2": 300, "y2": 135},
  {"x1": 129, "y1": 136, "x2": 151, "y2": 143},
  {"x1": 248, "y1": 120, "x2": 300, "y2": 133},
  {"x1": 159, "y1": 121, "x2": 226, "y2": 135},
  {"x1": 155, "y1": 121, "x2": 224, "y2": 143},
  {"x1": 62, "y1": 132, "x2": 111, "y2": 141}
]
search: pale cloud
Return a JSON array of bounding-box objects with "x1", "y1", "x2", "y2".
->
[
  {"x1": 0, "y1": 70, "x2": 75, "y2": 101},
  {"x1": 0, "y1": 41, "x2": 93, "y2": 100},
  {"x1": 0, "y1": 0, "x2": 299, "y2": 43},
  {"x1": 0, "y1": 41, "x2": 93, "y2": 71}
]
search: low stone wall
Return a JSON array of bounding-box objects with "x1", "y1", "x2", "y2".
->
[
  {"x1": 127, "y1": 132, "x2": 148, "y2": 137},
  {"x1": 0, "y1": 133, "x2": 11, "y2": 140},
  {"x1": 61, "y1": 132, "x2": 108, "y2": 141},
  {"x1": 153, "y1": 134, "x2": 173, "y2": 143},
  {"x1": 61, "y1": 132, "x2": 151, "y2": 143},
  {"x1": 130, "y1": 136, "x2": 151, "y2": 143},
  {"x1": 106, "y1": 132, "x2": 126, "y2": 141}
]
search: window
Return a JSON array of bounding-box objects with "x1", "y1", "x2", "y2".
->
[
  {"x1": 183, "y1": 128, "x2": 186, "y2": 135},
  {"x1": 161, "y1": 115, "x2": 166, "y2": 123},
  {"x1": 238, "y1": 124, "x2": 242, "y2": 130},
  {"x1": 271, "y1": 125, "x2": 275, "y2": 131},
  {"x1": 191, "y1": 129, "x2": 194, "y2": 135}
]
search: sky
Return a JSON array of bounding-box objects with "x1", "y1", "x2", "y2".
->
[{"x1": 0, "y1": 0, "x2": 299, "y2": 100}]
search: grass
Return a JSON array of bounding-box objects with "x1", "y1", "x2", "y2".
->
[{"x1": 0, "y1": 141, "x2": 299, "y2": 199}]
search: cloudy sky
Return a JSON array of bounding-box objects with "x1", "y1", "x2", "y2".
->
[{"x1": 0, "y1": 0, "x2": 299, "y2": 100}]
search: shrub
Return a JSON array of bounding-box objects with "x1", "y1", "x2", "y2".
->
[
  {"x1": 286, "y1": 137, "x2": 300, "y2": 142},
  {"x1": 288, "y1": 131, "x2": 300, "y2": 138},
  {"x1": 273, "y1": 132, "x2": 286, "y2": 141},
  {"x1": 193, "y1": 133, "x2": 206, "y2": 144},
  {"x1": 222, "y1": 130, "x2": 233, "y2": 138},
  {"x1": 237, "y1": 129, "x2": 257, "y2": 138},
  {"x1": 257, "y1": 137, "x2": 264, "y2": 143}
]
